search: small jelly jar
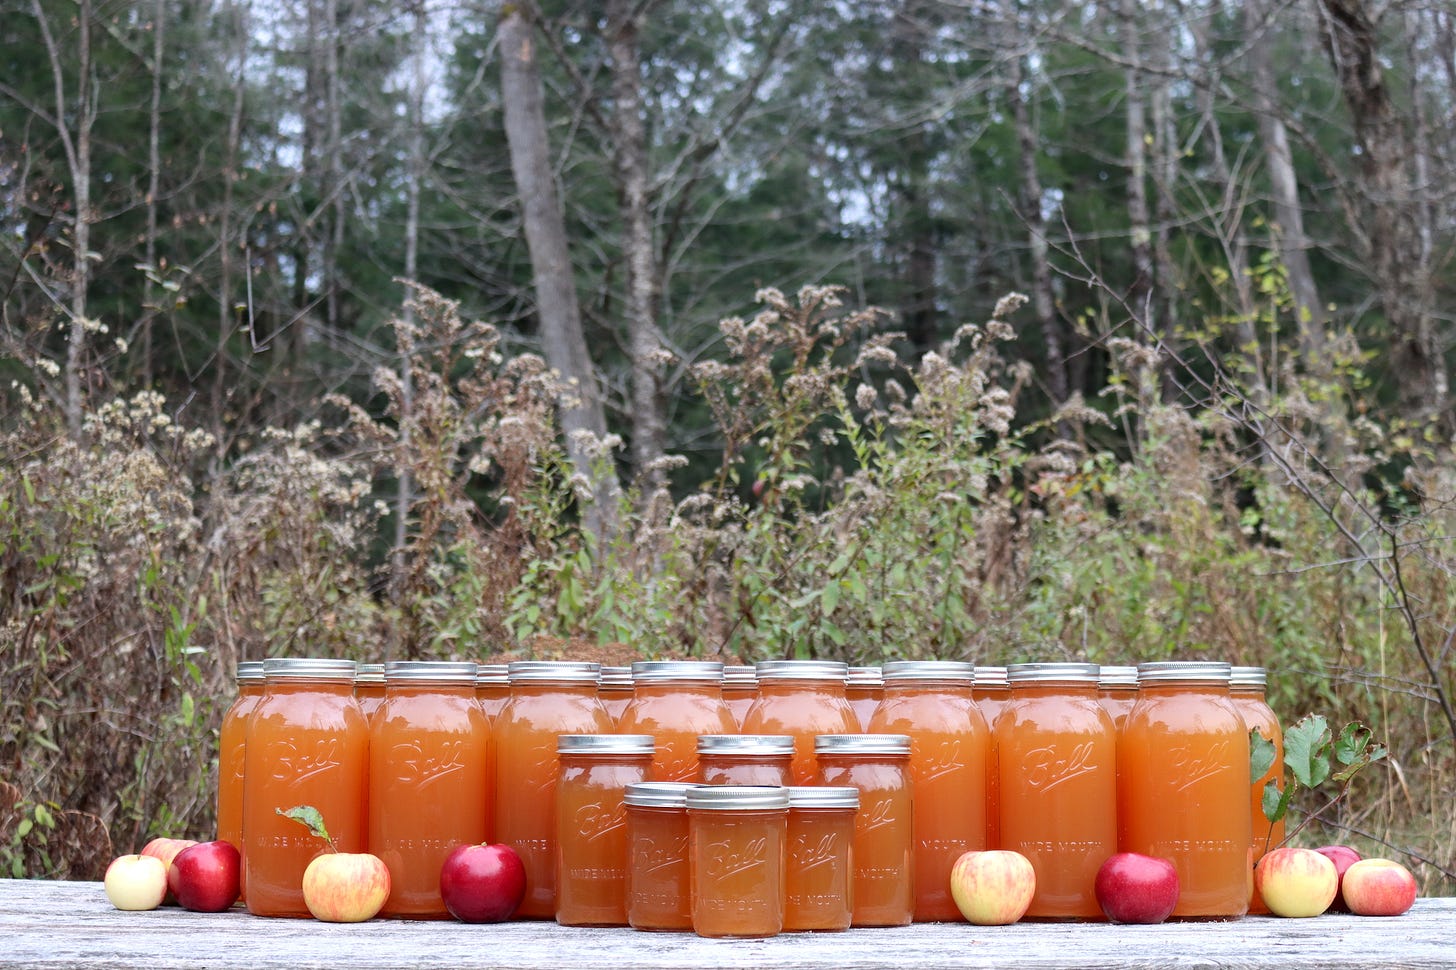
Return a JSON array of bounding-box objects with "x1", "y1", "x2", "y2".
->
[
  {"x1": 555, "y1": 734, "x2": 655, "y2": 926},
  {"x1": 784, "y1": 786, "x2": 858, "y2": 932},
  {"x1": 686, "y1": 785, "x2": 789, "y2": 938},
  {"x1": 815, "y1": 734, "x2": 914, "y2": 927},
  {"x1": 1231, "y1": 665, "x2": 1284, "y2": 914},
  {"x1": 616, "y1": 661, "x2": 735, "y2": 782},
  {"x1": 697, "y1": 735, "x2": 794, "y2": 786},
  {"x1": 624, "y1": 782, "x2": 697, "y2": 931},
  {"x1": 740, "y1": 660, "x2": 860, "y2": 785}
]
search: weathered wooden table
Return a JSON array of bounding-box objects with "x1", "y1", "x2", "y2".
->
[{"x1": 0, "y1": 879, "x2": 1450, "y2": 969}]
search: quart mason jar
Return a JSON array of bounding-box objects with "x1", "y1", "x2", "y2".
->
[
  {"x1": 624, "y1": 782, "x2": 697, "y2": 932},
  {"x1": 845, "y1": 665, "x2": 884, "y2": 730},
  {"x1": 740, "y1": 660, "x2": 860, "y2": 785},
  {"x1": 1231, "y1": 665, "x2": 1284, "y2": 915},
  {"x1": 243, "y1": 658, "x2": 368, "y2": 918},
  {"x1": 815, "y1": 734, "x2": 914, "y2": 927},
  {"x1": 217, "y1": 660, "x2": 263, "y2": 864},
  {"x1": 721, "y1": 665, "x2": 758, "y2": 728},
  {"x1": 1096, "y1": 665, "x2": 1140, "y2": 730},
  {"x1": 1120, "y1": 661, "x2": 1251, "y2": 920},
  {"x1": 474, "y1": 662, "x2": 510, "y2": 722},
  {"x1": 697, "y1": 735, "x2": 794, "y2": 786},
  {"x1": 686, "y1": 785, "x2": 790, "y2": 939},
  {"x1": 555, "y1": 735, "x2": 655, "y2": 926},
  {"x1": 596, "y1": 665, "x2": 635, "y2": 725},
  {"x1": 615, "y1": 660, "x2": 735, "y2": 782},
  {"x1": 353, "y1": 662, "x2": 387, "y2": 723},
  {"x1": 973, "y1": 665, "x2": 1010, "y2": 849},
  {"x1": 995, "y1": 662, "x2": 1117, "y2": 920},
  {"x1": 369, "y1": 660, "x2": 490, "y2": 919}
]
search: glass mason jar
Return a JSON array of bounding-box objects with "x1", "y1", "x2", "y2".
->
[
  {"x1": 217, "y1": 659, "x2": 263, "y2": 900},
  {"x1": 697, "y1": 735, "x2": 794, "y2": 786},
  {"x1": 493, "y1": 660, "x2": 613, "y2": 919},
  {"x1": 870, "y1": 660, "x2": 988, "y2": 921},
  {"x1": 624, "y1": 782, "x2": 697, "y2": 932},
  {"x1": 474, "y1": 663, "x2": 511, "y2": 722},
  {"x1": 597, "y1": 665, "x2": 635, "y2": 725},
  {"x1": 686, "y1": 785, "x2": 790, "y2": 939},
  {"x1": 721, "y1": 665, "x2": 758, "y2": 728},
  {"x1": 353, "y1": 662, "x2": 387, "y2": 724},
  {"x1": 243, "y1": 658, "x2": 368, "y2": 918},
  {"x1": 815, "y1": 734, "x2": 914, "y2": 927},
  {"x1": 555, "y1": 735, "x2": 655, "y2": 927},
  {"x1": 615, "y1": 661, "x2": 735, "y2": 782},
  {"x1": 1230, "y1": 665, "x2": 1284, "y2": 914},
  {"x1": 785, "y1": 786, "x2": 858, "y2": 932},
  {"x1": 740, "y1": 660, "x2": 860, "y2": 785},
  {"x1": 1096, "y1": 665, "x2": 1140, "y2": 730},
  {"x1": 845, "y1": 665, "x2": 884, "y2": 730},
  {"x1": 996, "y1": 662, "x2": 1117, "y2": 920},
  {"x1": 1120, "y1": 661, "x2": 1251, "y2": 920},
  {"x1": 370, "y1": 660, "x2": 490, "y2": 919},
  {"x1": 973, "y1": 665, "x2": 1010, "y2": 849}
]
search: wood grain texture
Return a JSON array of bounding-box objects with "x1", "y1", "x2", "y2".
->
[{"x1": 1, "y1": 880, "x2": 1451, "y2": 969}]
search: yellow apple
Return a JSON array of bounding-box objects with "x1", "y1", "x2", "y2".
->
[
  {"x1": 1254, "y1": 846, "x2": 1338, "y2": 917},
  {"x1": 103, "y1": 854, "x2": 169, "y2": 911},
  {"x1": 949, "y1": 850, "x2": 1036, "y2": 925},
  {"x1": 301, "y1": 852, "x2": 391, "y2": 922}
]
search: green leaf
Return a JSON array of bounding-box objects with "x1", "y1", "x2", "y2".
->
[
  {"x1": 821, "y1": 581, "x2": 840, "y2": 616},
  {"x1": 17, "y1": 818, "x2": 32, "y2": 838},
  {"x1": 1333, "y1": 722, "x2": 1374, "y2": 766},
  {"x1": 1283, "y1": 714, "x2": 1332, "y2": 789},
  {"x1": 1262, "y1": 779, "x2": 1291, "y2": 824},
  {"x1": 1249, "y1": 727, "x2": 1276, "y2": 784},
  {"x1": 276, "y1": 805, "x2": 335, "y2": 851}
]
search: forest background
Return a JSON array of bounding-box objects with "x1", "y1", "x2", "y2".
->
[{"x1": 1, "y1": 0, "x2": 1454, "y2": 893}]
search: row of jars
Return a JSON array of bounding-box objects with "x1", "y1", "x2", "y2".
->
[{"x1": 217, "y1": 658, "x2": 1284, "y2": 924}]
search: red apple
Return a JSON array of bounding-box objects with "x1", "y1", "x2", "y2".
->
[
  {"x1": 1254, "y1": 846, "x2": 1338, "y2": 918},
  {"x1": 103, "y1": 854, "x2": 169, "y2": 911},
  {"x1": 1341, "y1": 858, "x2": 1417, "y2": 916},
  {"x1": 1094, "y1": 852, "x2": 1180, "y2": 924},
  {"x1": 140, "y1": 837, "x2": 199, "y2": 905},
  {"x1": 1314, "y1": 845, "x2": 1362, "y2": 913},
  {"x1": 169, "y1": 841, "x2": 241, "y2": 912},
  {"x1": 949, "y1": 850, "x2": 1036, "y2": 926},
  {"x1": 439, "y1": 843, "x2": 527, "y2": 923},
  {"x1": 301, "y1": 852, "x2": 391, "y2": 922}
]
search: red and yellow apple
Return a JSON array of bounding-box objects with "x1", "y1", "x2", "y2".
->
[
  {"x1": 1314, "y1": 844, "x2": 1361, "y2": 913},
  {"x1": 140, "y1": 837, "x2": 199, "y2": 905},
  {"x1": 949, "y1": 849, "x2": 1036, "y2": 925},
  {"x1": 1254, "y1": 846, "x2": 1338, "y2": 918},
  {"x1": 1341, "y1": 858, "x2": 1417, "y2": 917},
  {"x1": 103, "y1": 854, "x2": 169, "y2": 911},
  {"x1": 301, "y1": 851, "x2": 391, "y2": 922},
  {"x1": 1094, "y1": 852, "x2": 1180, "y2": 924},
  {"x1": 169, "y1": 840, "x2": 242, "y2": 912}
]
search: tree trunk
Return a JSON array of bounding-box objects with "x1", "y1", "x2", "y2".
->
[
  {"x1": 395, "y1": 0, "x2": 426, "y2": 590},
  {"x1": 323, "y1": 0, "x2": 344, "y2": 343},
  {"x1": 1118, "y1": 0, "x2": 1155, "y2": 325},
  {"x1": 214, "y1": 2, "x2": 248, "y2": 437},
  {"x1": 892, "y1": 2, "x2": 938, "y2": 353},
  {"x1": 1314, "y1": 0, "x2": 1449, "y2": 422},
  {"x1": 605, "y1": 0, "x2": 669, "y2": 492},
  {"x1": 142, "y1": 0, "x2": 165, "y2": 390},
  {"x1": 498, "y1": 1, "x2": 618, "y2": 539}
]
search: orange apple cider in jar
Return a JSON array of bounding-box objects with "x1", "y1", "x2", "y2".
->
[
  {"x1": 869, "y1": 661, "x2": 988, "y2": 921},
  {"x1": 554, "y1": 735, "x2": 654, "y2": 926},
  {"x1": 615, "y1": 661, "x2": 735, "y2": 782},
  {"x1": 624, "y1": 782, "x2": 696, "y2": 931},
  {"x1": 596, "y1": 666, "x2": 635, "y2": 725},
  {"x1": 474, "y1": 663, "x2": 511, "y2": 722},
  {"x1": 973, "y1": 665, "x2": 1010, "y2": 849},
  {"x1": 785, "y1": 786, "x2": 858, "y2": 932},
  {"x1": 354, "y1": 663, "x2": 387, "y2": 723},
  {"x1": 697, "y1": 735, "x2": 794, "y2": 786},
  {"x1": 1120, "y1": 661, "x2": 1251, "y2": 919},
  {"x1": 1231, "y1": 665, "x2": 1284, "y2": 915},
  {"x1": 1096, "y1": 665, "x2": 1139, "y2": 730},
  {"x1": 721, "y1": 665, "x2": 758, "y2": 728},
  {"x1": 815, "y1": 734, "x2": 914, "y2": 927},
  {"x1": 370, "y1": 661, "x2": 491, "y2": 919},
  {"x1": 686, "y1": 785, "x2": 790, "y2": 938},
  {"x1": 996, "y1": 663, "x2": 1117, "y2": 920},
  {"x1": 494, "y1": 661, "x2": 613, "y2": 919},
  {"x1": 243, "y1": 658, "x2": 368, "y2": 918},
  {"x1": 741, "y1": 660, "x2": 860, "y2": 786},
  {"x1": 845, "y1": 666, "x2": 884, "y2": 730},
  {"x1": 217, "y1": 661, "x2": 263, "y2": 874}
]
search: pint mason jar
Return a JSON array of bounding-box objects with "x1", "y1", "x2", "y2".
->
[
  {"x1": 1120, "y1": 661, "x2": 1251, "y2": 920},
  {"x1": 815, "y1": 734, "x2": 914, "y2": 927},
  {"x1": 697, "y1": 735, "x2": 794, "y2": 786},
  {"x1": 370, "y1": 660, "x2": 491, "y2": 919},
  {"x1": 624, "y1": 782, "x2": 697, "y2": 932},
  {"x1": 686, "y1": 785, "x2": 789, "y2": 938},
  {"x1": 785, "y1": 786, "x2": 858, "y2": 932},
  {"x1": 243, "y1": 658, "x2": 368, "y2": 918},
  {"x1": 555, "y1": 734, "x2": 655, "y2": 926},
  {"x1": 493, "y1": 660, "x2": 613, "y2": 919},
  {"x1": 845, "y1": 665, "x2": 884, "y2": 730},
  {"x1": 615, "y1": 660, "x2": 735, "y2": 782},
  {"x1": 1230, "y1": 665, "x2": 1284, "y2": 914},
  {"x1": 870, "y1": 660, "x2": 988, "y2": 921},
  {"x1": 740, "y1": 660, "x2": 860, "y2": 785},
  {"x1": 996, "y1": 662, "x2": 1117, "y2": 920}
]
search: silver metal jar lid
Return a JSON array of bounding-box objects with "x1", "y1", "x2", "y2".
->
[
  {"x1": 236, "y1": 660, "x2": 265, "y2": 684},
  {"x1": 1136, "y1": 661, "x2": 1232, "y2": 683},
  {"x1": 1229, "y1": 666, "x2": 1267, "y2": 688},
  {"x1": 1005, "y1": 662, "x2": 1101, "y2": 683},
  {"x1": 263, "y1": 658, "x2": 357, "y2": 681},
  {"x1": 507, "y1": 660, "x2": 601, "y2": 683},
  {"x1": 557, "y1": 734, "x2": 655, "y2": 755},
  {"x1": 631, "y1": 660, "x2": 723, "y2": 681},
  {"x1": 883, "y1": 660, "x2": 974, "y2": 682},
  {"x1": 384, "y1": 660, "x2": 478, "y2": 683},
  {"x1": 697, "y1": 735, "x2": 795, "y2": 756},
  {"x1": 723, "y1": 665, "x2": 758, "y2": 686},
  {"x1": 354, "y1": 662, "x2": 385, "y2": 685},
  {"x1": 1097, "y1": 665, "x2": 1139, "y2": 688},
  {"x1": 755, "y1": 660, "x2": 849, "y2": 681},
  {"x1": 598, "y1": 665, "x2": 634, "y2": 688},
  {"x1": 624, "y1": 782, "x2": 698, "y2": 808},
  {"x1": 684, "y1": 785, "x2": 790, "y2": 811},
  {"x1": 475, "y1": 663, "x2": 509, "y2": 686},
  {"x1": 814, "y1": 734, "x2": 911, "y2": 755},
  {"x1": 974, "y1": 665, "x2": 1009, "y2": 687},
  {"x1": 846, "y1": 665, "x2": 884, "y2": 686},
  {"x1": 787, "y1": 786, "x2": 860, "y2": 809}
]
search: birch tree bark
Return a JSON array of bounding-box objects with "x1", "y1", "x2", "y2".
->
[
  {"x1": 1117, "y1": 0, "x2": 1155, "y2": 325},
  {"x1": 141, "y1": 0, "x2": 166, "y2": 390}
]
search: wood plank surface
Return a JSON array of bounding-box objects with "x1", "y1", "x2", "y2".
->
[{"x1": 0, "y1": 879, "x2": 1450, "y2": 969}]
